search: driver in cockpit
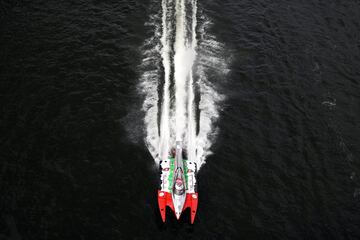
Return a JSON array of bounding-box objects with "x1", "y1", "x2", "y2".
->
[
  {"x1": 173, "y1": 167, "x2": 185, "y2": 195},
  {"x1": 174, "y1": 177, "x2": 185, "y2": 195}
]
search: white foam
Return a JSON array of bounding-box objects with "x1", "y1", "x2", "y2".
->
[
  {"x1": 187, "y1": 0, "x2": 198, "y2": 165},
  {"x1": 158, "y1": 0, "x2": 172, "y2": 162},
  {"x1": 139, "y1": 0, "x2": 229, "y2": 169}
]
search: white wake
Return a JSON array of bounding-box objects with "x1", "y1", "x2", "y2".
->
[{"x1": 140, "y1": 0, "x2": 228, "y2": 169}]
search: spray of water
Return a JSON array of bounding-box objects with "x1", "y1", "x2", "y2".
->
[
  {"x1": 139, "y1": 0, "x2": 228, "y2": 168},
  {"x1": 159, "y1": 0, "x2": 172, "y2": 162}
]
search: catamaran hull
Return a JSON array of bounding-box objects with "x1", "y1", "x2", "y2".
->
[
  {"x1": 158, "y1": 190, "x2": 198, "y2": 224},
  {"x1": 157, "y1": 142, "x2": 198, "y2": 223}
]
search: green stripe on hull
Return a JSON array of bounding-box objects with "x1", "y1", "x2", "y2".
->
[
  {"x1": 167, "y1": 158, "x2": 189, "y2": 193},
  {"x1": 184, "y1": 159, "x2": 188, "y2": 189},
  {"x1": 167, "y1": 158, "x2": 174, "y2": 192}
]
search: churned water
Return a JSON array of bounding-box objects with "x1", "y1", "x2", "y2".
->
[{"x1": 1, "y1": 0, "x2": 359, "y2": 239}]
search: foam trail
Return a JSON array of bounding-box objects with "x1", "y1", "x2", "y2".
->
[
  {"x1": 139, "y1": 10, "x2": 162, "y2": 162},
  {"x1": 174, "y1": 0, "x2": 187, "y2": 141},
  {"x1": 187, "y1": 0, "x2": 197, "y2": 164},
  {"x1": 195, "y1": 16, "x2": 229, "y2": 167},
  {"x1": 139, "y1": 0, "x2": 229, "y2": 169},
  {"x1": 159, "y1": 0, "x2": 171, "y2": 161}
]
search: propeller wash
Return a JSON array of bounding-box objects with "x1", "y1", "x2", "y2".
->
[{"x1": 139, "y1": 0, "x2": 228, "y2": 223}]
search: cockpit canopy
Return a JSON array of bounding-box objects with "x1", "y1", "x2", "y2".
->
[{"x1": 173, "y1": 168, "x2": 185, "y2": 195}]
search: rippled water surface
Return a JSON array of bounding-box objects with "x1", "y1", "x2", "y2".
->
[{"x1": 1, "y1": 0, "x2": 360, "y2": 239}]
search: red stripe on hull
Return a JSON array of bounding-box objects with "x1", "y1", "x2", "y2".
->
[{"x1": 157, "y1": 191, "x2": 198, "y2": 224}]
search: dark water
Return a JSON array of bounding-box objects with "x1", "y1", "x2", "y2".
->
[{"x1": 1, "y1": 0, "x2": 360, "y2": 239}]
